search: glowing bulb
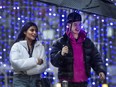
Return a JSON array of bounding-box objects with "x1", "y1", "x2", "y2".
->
[
  {"x1": 13, "y1": 7, "x2": 16, "y2": 9},
  {"x1": 49, "y1": 13, "x2": 52, "y2": 16},
  {"x1": 62, "y1": 15, "x2": 64, "y2": 17},
  {"x1": 102, "y1": 84, "x2": 108, "y2": 87},
  {"x1": 0, "y1": 6, "x2": 2, "y2": 9},
  {"x1": 49, "y1": 48, "x2": 51, "y2": 51},
  {"x1": 56, "y1": 83, "x2": 61, "y2": 87},
  {"x1": 44, "y1": 72, "x2": 47, "y2": 75}
]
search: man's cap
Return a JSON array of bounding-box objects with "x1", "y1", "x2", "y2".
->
[{"x1": 67, "y1": 12, "x2": 82, "y2": 23}]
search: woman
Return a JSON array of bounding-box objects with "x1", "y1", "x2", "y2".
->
[{"x1": 10, "y1": 22, "x2": 47, "y2": 87}]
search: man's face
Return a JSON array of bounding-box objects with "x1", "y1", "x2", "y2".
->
[{"x1": 67, "y1": 21, "x2": 81, "y2": 34}]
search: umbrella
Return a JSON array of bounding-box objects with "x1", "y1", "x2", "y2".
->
[{"x1": 37, "y1": 0, "x2": 116, "y2": 19}]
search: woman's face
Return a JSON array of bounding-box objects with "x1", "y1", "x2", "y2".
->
[
  {"x1": 67, "y1": 21, "x2": 81, "y2": 34},
  {"x1": 24, "y1": 26, "x2": 37, "y2": 41}
]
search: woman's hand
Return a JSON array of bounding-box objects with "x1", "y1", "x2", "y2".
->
[{"x1": 37, "y1": 59, "x2": 43, "y2": 65}]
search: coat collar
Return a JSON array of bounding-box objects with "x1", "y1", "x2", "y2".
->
[{"x1": 18, "y1": 40, "x2": 42, "y2": 48}]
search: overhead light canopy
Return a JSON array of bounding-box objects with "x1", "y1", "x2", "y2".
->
[{"x1": 37, "y1": 0, "x2": 116, "y2": 19}]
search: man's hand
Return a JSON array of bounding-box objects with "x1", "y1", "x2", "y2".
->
[
  {"x1": 99, "y1": 72, "x2": 105, "y2": 81},
  {"x1": 61, "y1": 46, "x2": 68, "y2": 56}
]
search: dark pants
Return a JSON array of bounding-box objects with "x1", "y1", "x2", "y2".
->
[{"x1": 62, "y1": 81, "x2": 88, "y2": 87}]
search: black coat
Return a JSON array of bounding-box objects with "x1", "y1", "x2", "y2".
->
[{"x1": 50, "y1": 33, "x2": 106, "y2": 80}]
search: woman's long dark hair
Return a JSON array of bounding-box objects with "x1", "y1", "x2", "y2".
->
[{"x1": 15, "y1": 22, "x2": 38, "y2": 43}]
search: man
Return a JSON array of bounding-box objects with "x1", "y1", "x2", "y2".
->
[{"x1": 50, "y1": 12, "x2": 106, "y2": 87}]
